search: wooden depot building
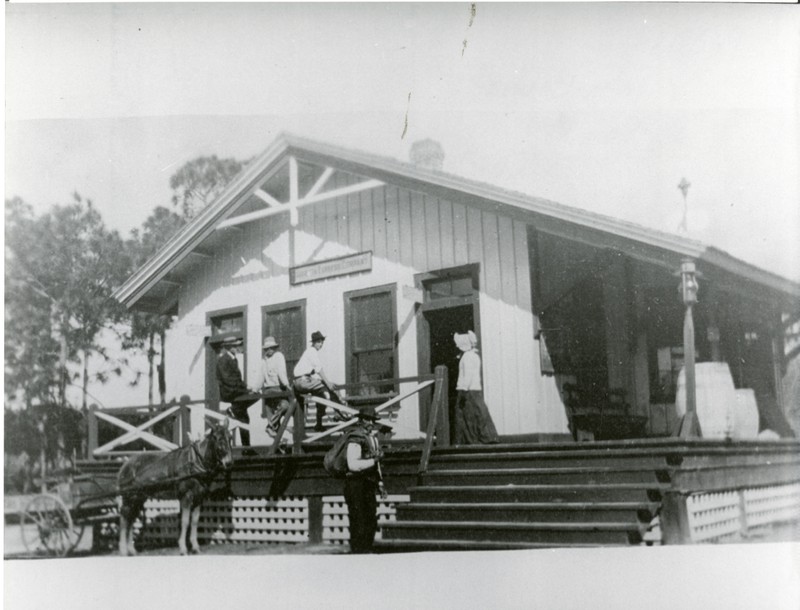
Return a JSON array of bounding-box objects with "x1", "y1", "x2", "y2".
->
[{"x1": 105, "y1": 134, "x2": 800, "y2": 550}]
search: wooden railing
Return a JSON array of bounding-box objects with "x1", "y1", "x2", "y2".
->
[{"x1": 86, "y1": 365, "x2": 450, "y2": 463}]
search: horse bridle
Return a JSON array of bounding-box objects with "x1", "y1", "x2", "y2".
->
[{"x1": 193, "y1": 425, "x2": 232, "y2": 473}]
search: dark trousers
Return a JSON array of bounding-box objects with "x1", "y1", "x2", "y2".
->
[
  {"x1": 226, "y1": 393, "x2": 260, "y2": 446},
  {"x1": 295, "y1": 376, "x2": 339, "y2": 428},
  {"x1": 344, "y1": 475, "x2": 378, "y2": 553}
]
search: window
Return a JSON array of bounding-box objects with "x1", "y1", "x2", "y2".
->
[
  {"x1": 425, "y1": 274, "x2": 475, "y2": 301},
  {"x1": 345, "y1": 285, "x2": 397, "y2": 396},
  {"x1": 206, "y1": 307, "x2": 247, "y2": 408},
  {"x1": 262, "y1": 300, "x2": 306, "y2": 380},
  {"x1": 209, "y1": 312, "x2": 244, "y2": 343}
]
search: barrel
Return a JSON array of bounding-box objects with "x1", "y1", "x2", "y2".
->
[
  {"x1": 732, "y1": 389, "x2": 760, "y2": 439},
  {"x1": 675, "y1": 362, "x2": 736, "y2": 439}
]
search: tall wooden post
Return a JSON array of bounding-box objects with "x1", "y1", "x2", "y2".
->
[{"x1": 678, "y1": 259, "x2": 701, "y2": 438}]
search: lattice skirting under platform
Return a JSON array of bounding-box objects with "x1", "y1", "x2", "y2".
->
[
  {"x1": 136, "y1": 495, "x2": 410, "y2": 547},
  {"x1": 686, "y1": 482, "x2": 800, "y2": 543}
]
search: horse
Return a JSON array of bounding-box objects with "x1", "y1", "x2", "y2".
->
[{"x1": 117, "y1": 419, "x2": 232, "y2": 556}]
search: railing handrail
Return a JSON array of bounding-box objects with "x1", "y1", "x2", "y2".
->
[
  {"x1": 335, "y1": 374, "x2": 437, "y2": 393},
  {"x1": 418, "y1": 365, "x2": 448, "y2": 478},
  {"x1": 87, "y1": 372, "x2": 449, "y2": 460}
]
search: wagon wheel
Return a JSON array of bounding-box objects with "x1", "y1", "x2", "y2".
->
[{"x1": 20, "y1": 493, "x2": 83, "y2": 557}]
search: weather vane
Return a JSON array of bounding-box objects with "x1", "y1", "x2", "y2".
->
[{"x1": 677, "y1": 177, "x2": 691, "y2": 234}]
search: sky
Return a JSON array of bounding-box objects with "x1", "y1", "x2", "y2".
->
[{"x1": 4, "y1": 2, "x2": 800, "y2": 282}]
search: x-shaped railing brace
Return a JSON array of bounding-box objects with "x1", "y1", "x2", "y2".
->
[
  {"x1": 302, "y1": 380, "x2": 435, "y2": 443},
  {"x1": 93, "y1": 406, "x2": 181, "y2": 455}
]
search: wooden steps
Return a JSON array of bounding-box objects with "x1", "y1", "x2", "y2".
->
[
  {"x1": 377, "y1": 443, "x2": 673, "y2": 551},
  {"x1": 381, "y1": 520, "x2": 646, "y2": 545},
  {"x1": 397, "y1": 501, "x2": 659, "y2": 524},
  {"x1": 407, "y1": 483, "x2": 664, "y2": 504},
  {"x1": 421, "y1": 467, "x2": 663, "y2": 486},
  {"x1": 374, "y1": 539, "x2": 596, "y2": 552}
]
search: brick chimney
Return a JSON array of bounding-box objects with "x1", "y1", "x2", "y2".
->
[{"x1": 409, "y1": 139, "x2": 444, "y2": 171}]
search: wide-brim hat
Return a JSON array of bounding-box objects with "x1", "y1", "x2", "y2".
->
[
  {"x1": 219, "y1": 335, "x2": 243, "y2": 347},
  {"x1": 262, "y1": 336, "x2": 279, "y2": 350},
  {"x1": 356, "y1": 413, "x2": 393, "y2": 434},
  {"x1": 310, "y1": 331, "x2": 326, "y2": 343}
]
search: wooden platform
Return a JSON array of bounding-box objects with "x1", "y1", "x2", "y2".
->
[{"x1": 74, "y1": 437, "x2": 800, "y2": 550}]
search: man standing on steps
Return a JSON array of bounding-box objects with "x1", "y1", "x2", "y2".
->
[
  {"x1": 344, "y1": 416, "x2": 388, "y2": 553},
  {"x1": 293, "y1": 330, "x2": 343, "y2": 432},
  {"x1": 215, "y1": 335, "x2": 259, "y2": 454}
]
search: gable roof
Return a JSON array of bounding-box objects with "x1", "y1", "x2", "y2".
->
[{"x1": 113, "y1": 132, "x2": 800, "y2": 311}]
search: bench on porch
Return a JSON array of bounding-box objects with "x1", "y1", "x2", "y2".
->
[{"x1": 563, "y1": 384, "x2": 648, "y2": 441}]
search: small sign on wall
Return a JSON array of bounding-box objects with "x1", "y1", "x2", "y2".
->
[{"x1": 290, "y1": 251, "x2": 372, "y2": 285}]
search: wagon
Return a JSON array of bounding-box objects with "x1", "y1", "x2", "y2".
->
[{"x1": 19, "y1": 467, "x2": 121, "y2": 557}]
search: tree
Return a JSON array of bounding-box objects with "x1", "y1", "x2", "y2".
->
[
  {"x1": 124, "y1": 206, "x2": 186, "y2": 405},
  {"x1": 5, "y1": 195, "x2": 132, "y2": 410},
  {"x1": 170, "y1": 155, "x2": 246, "y2": 219}
]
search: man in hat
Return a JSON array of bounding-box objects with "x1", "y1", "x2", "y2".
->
[
  {"x1": 260, "y1": 336, "x2": 291, "y2": 436},
  {"x1": 293, "y1": 330, "x2": 342, "y2": 432},
  {"x1": 343, "y1": 415, "x2": 389, "y2": 553},
  {"x1": 214, "y1": 335, "x2": 259, "y2": 450}
]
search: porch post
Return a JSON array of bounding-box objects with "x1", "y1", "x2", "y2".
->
[
  {"x1": 678, "y1": 259, "x2": 701, "y2": 438},
  {"x1": 661, "y1": 492, "x2": 693, "y2": 544},
  {"x1": 771, "y1": 328, "x2": 786, "y2": 415}
]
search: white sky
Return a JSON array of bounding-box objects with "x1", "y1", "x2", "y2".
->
[{"x1": 5, "y1": 2, "x2": 800, "y2": 281}]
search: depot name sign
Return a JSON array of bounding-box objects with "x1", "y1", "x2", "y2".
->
[{"x1": 290, "y1": 251, "x2": 372, "y2": 285}]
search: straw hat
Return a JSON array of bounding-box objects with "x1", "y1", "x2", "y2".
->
[{"x1": 262, "y1": 336, "x2": 279, "y2": 350}]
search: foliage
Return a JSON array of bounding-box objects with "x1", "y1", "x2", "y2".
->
[
  {"x1": 170, "y1": 155, "x2": 246, "y2": 219},
  {"x1": 4, "y1": 404, "x2": 85, "y2": 468},
  {"x1": 128, "y1": 206, "x2": 187, "y2": 267},
  {"x1": 123, "y1": 206, "x2": 187, "y2": 403},
  {"x1": 4, "y1": 195, "x2": 133, "y2": 407}
]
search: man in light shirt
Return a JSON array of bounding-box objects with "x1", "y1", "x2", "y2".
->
[
  {"x1": 260, "y1": 336, "x2": 290, "y2": 436},
  {"x1": 293, "y1": 330, "x2": 342, "y2": 432}
]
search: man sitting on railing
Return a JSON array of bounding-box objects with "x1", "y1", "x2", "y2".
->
[
  {"x1": 260, "y1": 336, "x2": 291, "y2": 436},
  {"x1": 214, "y1": 335, "x2": 259, "y2": 453},
  {"x1": 293, "y1": 330, "x2": 345, "y2": 432}
]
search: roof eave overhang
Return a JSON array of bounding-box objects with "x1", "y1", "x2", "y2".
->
[
  {"x1": 114, "y1": 133, "x2": 800, "y2": 311},
  {"x1": 113, "y1": 134, "x2": 292, "y2": 310}
]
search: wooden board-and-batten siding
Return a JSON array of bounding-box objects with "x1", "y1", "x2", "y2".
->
[{"x1": 167, "y1": 172, "x2": 571, "y2": 440}]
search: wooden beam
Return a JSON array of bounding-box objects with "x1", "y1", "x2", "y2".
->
[
  {"x1": 289, "y1": 156, "x2": 299, "y2": 203},
  {"x1": 216, "y1": 178, "x2": 384, "y2": 230},
  {"x1": 254, "y1": 188, "x2": 281, "y2": 207},
  {"x1": 305, "y1": 167, "x2": 334, "y2": 199},
  {"x1": 301, "y1": 178, "x2": 384, "y2": 207},
  {"x1": 289, "y1": 156, "x2": 299, "y2": 227}
]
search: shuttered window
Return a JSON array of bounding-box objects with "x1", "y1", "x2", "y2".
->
[{"x1": 345, "y1": 285, "x2": 397, "y2": 395}]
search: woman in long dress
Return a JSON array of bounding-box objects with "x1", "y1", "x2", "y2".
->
[{"x1": 453, "y1": 331, "x2": 499, "y2": 445}]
